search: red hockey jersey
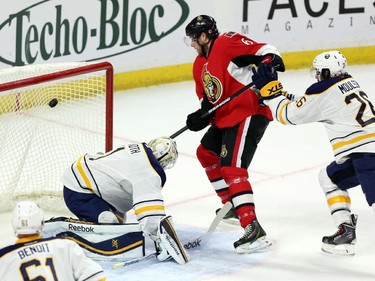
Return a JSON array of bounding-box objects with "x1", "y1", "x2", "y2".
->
[{"x1": 192, "y1": 32, "x2": 280, "y2": 128}]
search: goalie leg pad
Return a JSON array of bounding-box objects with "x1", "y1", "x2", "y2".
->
[
  {"x1": 42, "y1": 217, "x2": 144, "y2": 261},
  {"x1": 158, "y1": 216, "x2": 190, "y2": 264}
]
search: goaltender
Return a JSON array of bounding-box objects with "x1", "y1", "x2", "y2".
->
[{"x1": 61, "y1": 136, "x2": 189, "y2": 264}]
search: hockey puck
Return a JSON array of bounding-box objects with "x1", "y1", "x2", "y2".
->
[{"x1": 49, "y1": 98, "x2": 58, "y2": 108}]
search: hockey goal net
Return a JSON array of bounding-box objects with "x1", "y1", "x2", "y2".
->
[{"x1": 0, "y1": 61, "x2": 113, "y2": 212}]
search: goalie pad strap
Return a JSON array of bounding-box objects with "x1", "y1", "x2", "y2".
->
[{"x1": 159, "y1": 216, "x2": 190, "y2": 264}]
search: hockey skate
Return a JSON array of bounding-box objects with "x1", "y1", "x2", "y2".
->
[
  {"x1": 321, "y1": 214, "x2": 357, "y2": 256},
  {"x1": 215, "y1": 206, "x2": 239, "y2": 225},
  {"x1": 233, "y1": 218, "x2": 271, "y2": 254}
]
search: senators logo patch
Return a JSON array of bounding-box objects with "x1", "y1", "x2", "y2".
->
[
  {"x1": 220, "y1": 145, "x2": 228, "y2": 158},
  {"x1": 202, "y1": 64, "x2": 222, "y2": 104}
]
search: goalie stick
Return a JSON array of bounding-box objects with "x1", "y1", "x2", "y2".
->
[
  {"x1": 112, "y1": 201, "x2": 232, "y2": 269},
  {"x1": 112, "y1": 253, "x2": 157, "y2": 269},
  {"x1": 170, "y1": 82, "x2": 254, "y2": 139}
]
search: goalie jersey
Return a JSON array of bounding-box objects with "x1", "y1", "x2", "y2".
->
[
  {"x1": 265, "y1": 74, "x2": 375, "y2": 163},
  {"x1": 0, "y1": 235, "x2": 105, "y2": 281},
  {"x1": 62, "y1": 142, "x2": 167, "y2": 236}
]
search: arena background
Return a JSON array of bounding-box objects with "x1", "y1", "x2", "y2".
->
[
  {"x1": 1, "y1": 2, "x2": 375, "y2": 280},
  {"x1": 0, "y1": 0, "x2": 374, "y2": 90}
]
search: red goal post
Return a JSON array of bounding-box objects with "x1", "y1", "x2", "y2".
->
[{"x1": 0, "y1": 61, "x2": 113, "y2": 212}]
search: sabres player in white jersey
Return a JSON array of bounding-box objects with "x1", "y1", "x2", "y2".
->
[
  {"x1": 251, "y1": 50, "x2": 375, "y2": 256},
  {"x1": 62, "y1": 136, "x2": 189, "y2": 264},
  {"x1": 0, "y1": 201, "x2": 106, "y2": 281}
]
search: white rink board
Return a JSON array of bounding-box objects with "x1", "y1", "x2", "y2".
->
[{"x1": 0, "y1": 1, "x2": 374, "y2": 72}]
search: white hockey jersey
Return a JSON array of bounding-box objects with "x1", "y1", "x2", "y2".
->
[
  {"x1": 265, "y1": 74, "x2": 375, "y2": 163},
  {"x1": 0, "y1": 235, "x2": 105, "y2": 281},
  {"x1": 62, "y1": 142, "x2": 167, "y2": 236}
]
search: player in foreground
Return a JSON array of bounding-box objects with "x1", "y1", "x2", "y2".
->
[
  {"x1": 184, "y1": 15, "x2": 285, "y2": 254},
  {"x1": 252, "y1": 50, "x2": 375, "y2": 256},
  {"x1": 0, "y1": 201, "x2": 106, "y2": 281},
  {"x1": 62, "y1": 136, "x2": 189, "y2": 264}
]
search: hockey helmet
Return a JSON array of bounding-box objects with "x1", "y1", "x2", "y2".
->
[
  {"x1": 311, "y1": 50, "x2": 347, "y2": 80},
  {"x1": 12, "y1": 201, "x2": 44, "y2": 236},
  {"x1": 148, "y1": 136, "x2": 178, "y2": 169},
  {"x1": 185, "y1": 15, "x2": 219, "y2": 41}
]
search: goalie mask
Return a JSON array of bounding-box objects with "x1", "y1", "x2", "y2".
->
[
  {"x1": 12, "y1": 201, "x2": 44, "y2": 236},
  {"x1": 148, "y1": 137, "x2": 178, "y2": 170},
  {"x1": 311, "y1": 50, "x2": 347, "y2": 81}
]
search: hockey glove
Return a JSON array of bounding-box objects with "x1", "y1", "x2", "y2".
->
[
  {"x1": 186, "y1": 109, "x2": 210, "y2": 131},
  {"x1": 252, "y1": 63, "x2": 283, "y2": 100},
  {"x1": 260, "y1": 53, "x2": 285, "y2": 72}
]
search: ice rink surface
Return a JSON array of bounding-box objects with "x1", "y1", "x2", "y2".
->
[{"x1": 1, "y1": 64, "x2": 375, "y2": 280}]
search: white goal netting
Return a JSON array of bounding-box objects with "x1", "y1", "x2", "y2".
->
[{"x1": 0, "y1": 62, "x2": 113, "y2": 212}]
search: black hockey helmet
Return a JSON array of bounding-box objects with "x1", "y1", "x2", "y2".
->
[{"x1": 185, "y1": 15, "x2": 219, "y2": 41}]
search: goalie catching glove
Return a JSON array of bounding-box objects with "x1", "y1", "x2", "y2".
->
[
  {"x1": 152, "y1": 216, "x2": 190, "y2": 264},
  {"x1": 252, "y1": 62, "x2": 284, "y2": 100}
]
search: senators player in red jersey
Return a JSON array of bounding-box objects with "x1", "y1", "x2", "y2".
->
[{"x1": 185, "y1": 15, "x2": 285, "y2": 253}]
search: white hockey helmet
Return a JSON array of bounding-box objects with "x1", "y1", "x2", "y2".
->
[
  {"x1": 12, "y1": 201, "x2": 44, "y2": 236},
  {"x1": 311, "y1": 50, "x2": 347, "y2": 80},
  {"x1": 148, "y1": 136, "x2": 178, "y2": 169}
]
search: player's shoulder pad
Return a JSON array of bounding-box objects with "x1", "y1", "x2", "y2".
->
[
  {"x1": 0, "y1": 236, "x2": 56, "y2": 258},
  {"x1": 305, "y1": 74, "x2": 352, "y2": 95},
  {"x1": 222, "y1": 31, "x2": 237, "y2": 38},
  {"x1": 305, "y1": 75, "x2": 347, "y2": 96}
]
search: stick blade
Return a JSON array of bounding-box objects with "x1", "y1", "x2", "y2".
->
[
  {"x1": 112, "y1": 253, "x2": 157, "y2": 270},
  {"x1": 183, "y1": 201, "x2": 233, "y2": 249},
  {"x1": 207, "y1": 201, "x2": 232, "y2": 232}
]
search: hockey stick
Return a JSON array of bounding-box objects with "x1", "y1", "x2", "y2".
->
[
  {"x1": 170, "y1": 82, "x2": 254, "y2": 139},
  {"x1": 112, "y1": 253, "x2": 157, "y2": 269},
  {"x1": 182, "y1": 201, "x2": 232, "y2": 249},
  {"x1": 112, "y1": 201, "x2": 232, "y2": 269}
]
